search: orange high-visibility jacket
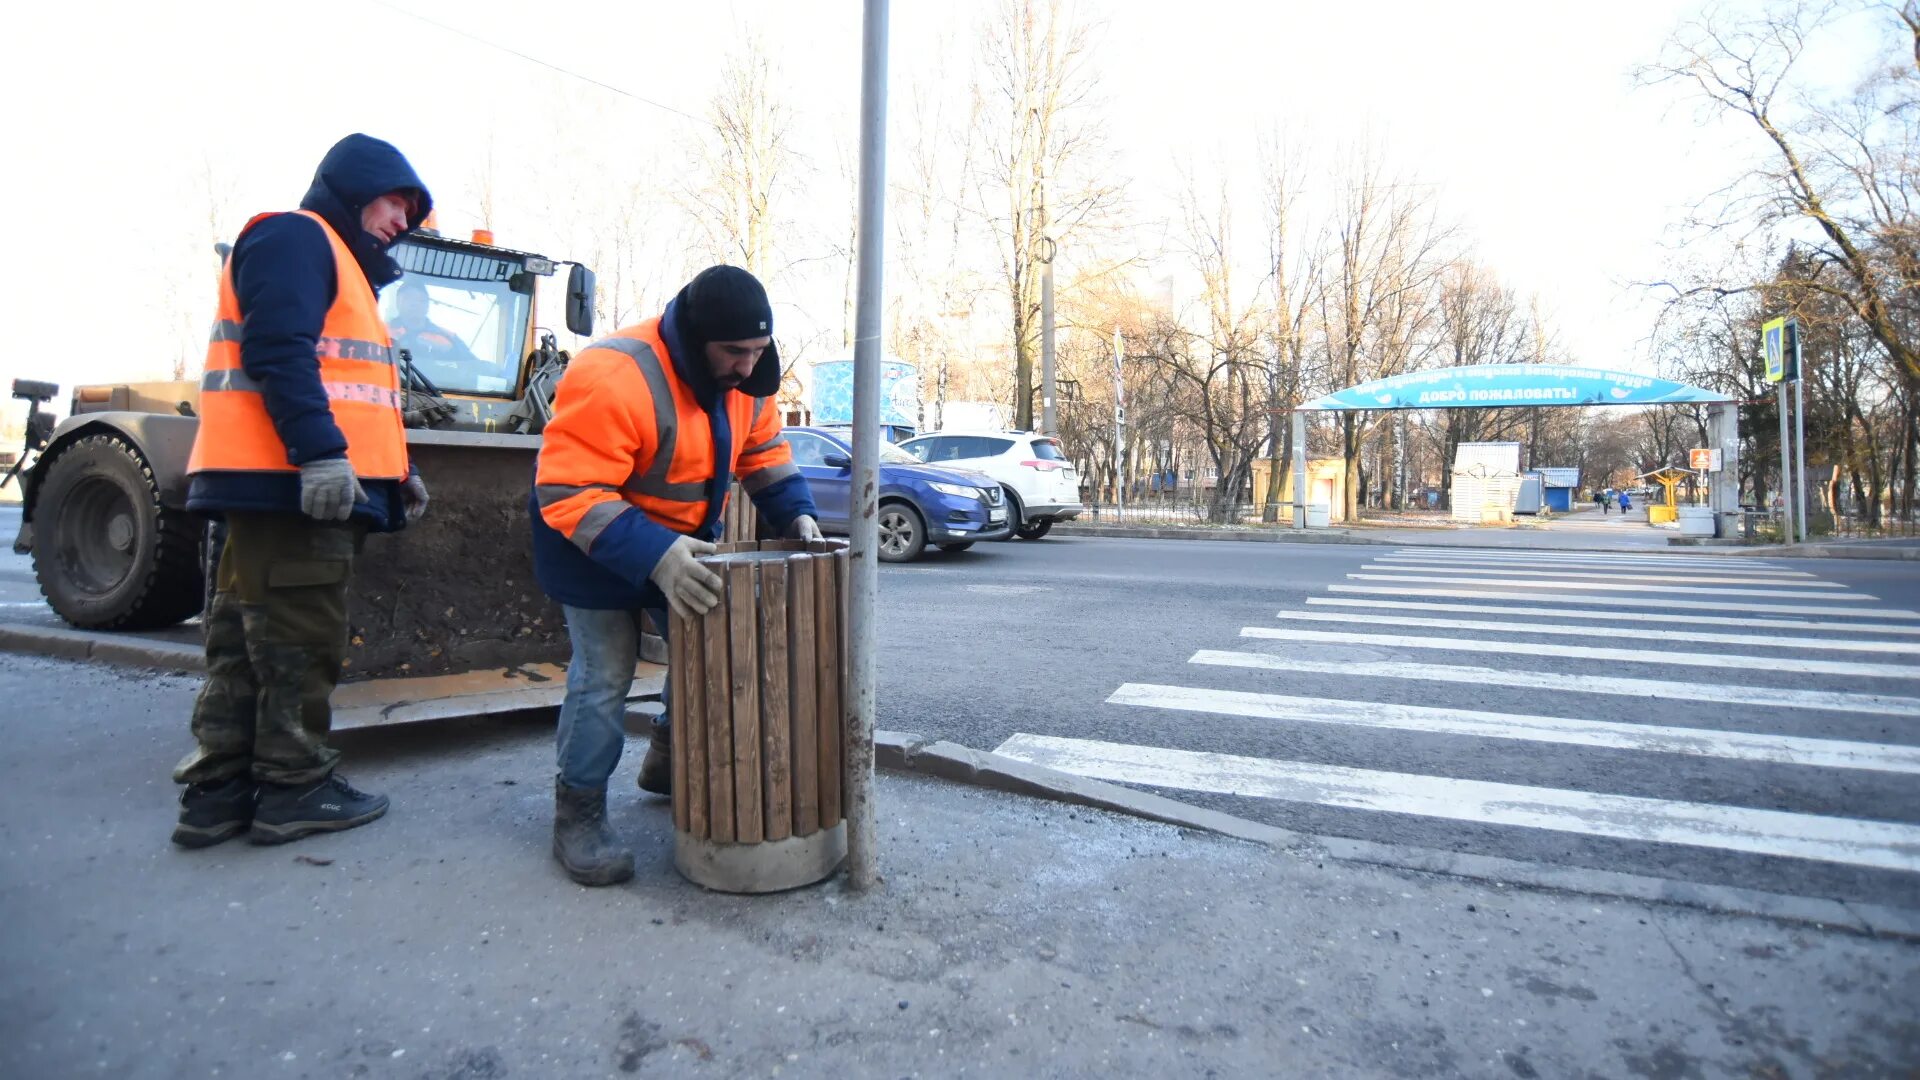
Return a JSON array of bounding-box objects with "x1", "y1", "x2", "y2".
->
[
  {"x1": 535, "y1": 318, "x2": 798, "y2": 551},
  {"x1": 186, "y1": 209, "x2": 409, "y2": 480}
]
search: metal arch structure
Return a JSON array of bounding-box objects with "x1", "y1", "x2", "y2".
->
[{"x1": 1286, "y1": 364, "x2": 1743, "y2": 537}]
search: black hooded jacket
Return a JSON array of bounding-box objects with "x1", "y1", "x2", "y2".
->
[{"x1": 186, "y1": 134, "x2": 432, "y2": 532}]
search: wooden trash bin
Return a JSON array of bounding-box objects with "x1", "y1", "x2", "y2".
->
[{"x1": 669, "y1": 539, "x2": 848, "y2": 892}]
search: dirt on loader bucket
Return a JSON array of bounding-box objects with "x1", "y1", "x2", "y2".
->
[{"x1": 344, "y1": 430, "x2": 568, "y2": 680}]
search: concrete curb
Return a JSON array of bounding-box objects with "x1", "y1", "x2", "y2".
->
[
  {"x1": 0, "y1": 623, "x2": 203, "y2": 672},
  {"x1": 1053, "y1": 525, "x2": 1391, "y2": 545},
  {"x1": 873, "y1": 729, "x2": 1920, "y2": 940}
]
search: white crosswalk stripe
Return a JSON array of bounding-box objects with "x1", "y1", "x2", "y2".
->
[
  {"x1": 1328, "y1": 584, "x2": 1917, "y2": 618},
  {"x1": 992, "y1": 734, "x2": 1920, "y2": 873},
  {"x1": 1001, "y1": 549, "x2": 1920, "y2": 880},
  {"x1": 1237, "y1": 625, "x2": 1920, "y2": 679},
  {"x1": 1304, "y1": 597, "x2": 1920, "y2": 636},
  {"x1": 1345, "y1": 572, "x2": 1875, "y2": 599},
  {"x1": 1105, "y1": 683, "x2": 1920, "y2": 773},
  {"x1": 1361, "y1": 563, "x2": 1838, "y2": 587},
  {"x1": 1192, "y1": 649, "x2": 1920, "y2": 715},
  {"x1": 1275, "y1": 608, "x2": 1920, "y2": 653}
]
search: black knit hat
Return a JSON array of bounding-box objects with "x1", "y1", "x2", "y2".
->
[
  {"x1": 685, "y1": 265, "x2": 774, "y2": 343},
  {"x1": 673, "y1": 265, "x2": 781, "y2": 398}
]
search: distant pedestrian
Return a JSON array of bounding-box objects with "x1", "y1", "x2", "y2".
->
[
  {"x1": 1593, "y1": 491, "x2": 1605, "y2": 514},
  {"x1": 1618, "y1": 490, "x2": 1632, "y2": 512}
]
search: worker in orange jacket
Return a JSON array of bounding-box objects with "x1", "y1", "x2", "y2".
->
[{"x1": 529, "y1": 266, "x2": 819, "y2": 885}]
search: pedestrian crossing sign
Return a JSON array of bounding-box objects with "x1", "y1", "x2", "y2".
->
[{"x1": 1762, "y1": 317, "x2": 1791, "y2": 383}]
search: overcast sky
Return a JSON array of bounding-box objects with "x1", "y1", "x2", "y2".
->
[{"x1": 0, "y1": 0, "x2": 1878, "y2": 405}]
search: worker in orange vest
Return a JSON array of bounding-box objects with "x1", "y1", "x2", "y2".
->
[
  {"x1": 172, "y1": 134, "x2": 432, "y2": 850},
  {"x1": 530, "y1": 266, "x2": 819, "y2": 885}
]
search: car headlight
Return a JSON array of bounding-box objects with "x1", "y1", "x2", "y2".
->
[{"x1": 928, "y1": 482, "x2": 980, "y2": 500}]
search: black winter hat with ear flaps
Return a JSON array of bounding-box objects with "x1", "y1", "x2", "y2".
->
[{"x1": 670, "y1": 265, "x2": 782, "y2": 399}]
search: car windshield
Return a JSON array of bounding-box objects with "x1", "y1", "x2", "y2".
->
[{"x1": 383, "y1": 248, "x2": 532, "y2": 398}]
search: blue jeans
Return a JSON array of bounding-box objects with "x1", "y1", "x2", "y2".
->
[{"x1": 555, "y1": 606, "x2": 669, "y2": 789}]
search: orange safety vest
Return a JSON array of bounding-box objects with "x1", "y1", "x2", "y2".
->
[
  {"x1": 186, "y1": 209, "x2": 409, "y2": 480},
  {"x1": 535, "y1": 318, "x2": 797, "y2": 546}
]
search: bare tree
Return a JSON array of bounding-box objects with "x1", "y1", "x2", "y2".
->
[
  {"x1": 1641, "y1": 1, "x2": 1920, "y2": 381},
  {"x1": 1258, "y1": 130, "x2": 1324, "y2": 521},
  {"x1": 683, "y1": 33, "x2": 793, "y2": 277},
  {"x1": 1317, "y1": 149, "x2": 1449, "y2": 519},
  {"x1": 973, "y1": 0, "x2": 1121, "y2": 428}
]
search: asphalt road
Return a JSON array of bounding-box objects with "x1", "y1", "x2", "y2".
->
[
  {"x1": 877, "y1": 533, "x2": 1920, "y2": 911},
  {"x1": 8, "y1": 502, "x2": 1920, "y2": 911}
]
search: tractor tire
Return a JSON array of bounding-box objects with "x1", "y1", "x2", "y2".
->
[{"x1": 33, "y1": 433, "x2": 205, "y2": 630}]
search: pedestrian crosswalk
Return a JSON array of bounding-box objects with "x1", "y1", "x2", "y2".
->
[{"x1": 993, "y1": 547, "x2": 1920, "y2": 883}]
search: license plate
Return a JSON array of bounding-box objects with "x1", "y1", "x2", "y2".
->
[{"x1": 988, "y1": 508, "x2": 1006, "y2": 522}]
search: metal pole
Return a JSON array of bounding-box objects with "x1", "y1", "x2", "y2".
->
[
  {"x1": 1793, "y1": 334, "x2": 1809, "y2": 543},
  {"x1": 1776, "y1": 381, "x2": 1793, "y2": 545},
  {"x1": 1113, "y1": 326, "x2": 1124, "y2": 519},
  {"x1": 1040, "y1": 248, "x2": 1056, "y2": 436},
  {"x1": 844, "y1": 0, "x2": 888, "y2": 892},
  {"x1": 1291, "y1": 411, "x2": 1308, "y2": 530}
]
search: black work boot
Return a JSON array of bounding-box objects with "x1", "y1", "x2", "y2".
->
[
  {"x1": 249, "y1": 773, "x2": 389, "y2": 845},
  {"x1": 554, "y1": 779, "x2": 634, "y2": 886},
  {"x1": 637, "y1": 723, "x2": 671, "y2": 796},
  {"x1": 171, "y1": 775, "x2": 257, "y2": 848}
]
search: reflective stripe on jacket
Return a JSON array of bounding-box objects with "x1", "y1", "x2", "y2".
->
[
  {"x1": 534, "y1": 317, "x2": 798, "y2": 550},
  {"x1": 186, "y1": 209, "x2": 409, "y2": 480}
]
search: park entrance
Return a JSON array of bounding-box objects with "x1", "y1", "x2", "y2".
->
[{"x1": 1287, "y1": 364, "x2": 1742, "y2": 536}]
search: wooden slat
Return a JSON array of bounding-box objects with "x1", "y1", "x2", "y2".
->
[
  {"x1": 682, "y1": 607, "x2": 708, "y2": 841},
  {"x1": 703, "y1": 582, "x2": 735, "y2": 845},
  {"x1": 789, "y1": 554, "x2": 819, "y2": 836},
  {"x1": 759, "y1": 559, "x2": 792, "y2": 842},
  {"x1": 670, "y1": 608, "x2": 689, "y2": 832},
  {"x1": 815, "y1": 551, "x2": 842, "y2": 829},
  {"x1": 727, "y1": 561, "x2": 763, "y2": 844}
]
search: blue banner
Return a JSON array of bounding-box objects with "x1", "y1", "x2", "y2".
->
[
  {"x1": 1299, "y1": 364, "x2": 1732, "y2": 411},
  {"x1": 810, "y1": 358, "x2": 920, "y2": 427}
]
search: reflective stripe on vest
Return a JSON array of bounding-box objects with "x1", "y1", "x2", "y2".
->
[
  {"x1": 581, "y1": 335, "x2": 710, "y2": 504},
  {"x1": 187, "y1": 210, "x2": 408, "y2": 479}
]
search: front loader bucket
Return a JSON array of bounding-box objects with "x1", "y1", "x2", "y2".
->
[{"x1": 345, "y1": 430, "x2": 567, "y2": 680}]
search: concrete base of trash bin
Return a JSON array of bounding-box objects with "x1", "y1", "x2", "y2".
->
[
  {"x1": 1678, "y1": 506, "x2": 1715, "y2": 537},
  {"x1": 675, "y1": 822, "x2": 847, "y2": 894}
]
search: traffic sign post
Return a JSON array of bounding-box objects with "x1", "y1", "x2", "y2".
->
[{"x1": 1763, "y1": 317, "x2": 1796, "y2": 545}]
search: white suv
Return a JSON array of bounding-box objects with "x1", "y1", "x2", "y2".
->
[{"x1": 899, "y1": 430, "x2": 1083, "y2": 540}]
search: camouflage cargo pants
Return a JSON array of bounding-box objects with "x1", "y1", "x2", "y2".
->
[{"x1": 173, "y1": 512, "x2": 364, "y2": 787}]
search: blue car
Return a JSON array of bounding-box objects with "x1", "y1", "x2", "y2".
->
[{"x1": 786, "y1": 427, "x2": 1011, "y2": 561}]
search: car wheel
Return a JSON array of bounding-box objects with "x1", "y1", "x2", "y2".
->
[
  {"x1": 877, "y1": 502, "x2": 927, "y2": 563},
  {"x1": 1015, "y1": 517, "x2": 1053, "y2": 540},
  {"x1": 938, "y1": 542, "x2": 974, "y2": 552},
  {"x1": 995, "y1": 489, "x2": 1023, "y2": 541}
]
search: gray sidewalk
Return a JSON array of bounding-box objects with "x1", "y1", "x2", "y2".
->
[{"x1": 1, "y1": 653, "x2": 1915, "y2": 1078}]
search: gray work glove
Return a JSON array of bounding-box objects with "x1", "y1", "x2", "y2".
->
[
  {"x1": 786, "y1": 514, "x2": 824, "y2": 542},
  {"x1": 402, "y1": 472, "x2": 430, "y2": 522},
  {"x1": 649, "y1": 534, "x2": 722, "y2": 620},
  {"x1": 298, "y1": 457, "x2": 366, "y2": 522}
]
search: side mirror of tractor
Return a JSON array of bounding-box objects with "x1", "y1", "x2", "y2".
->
[{"x1": 565, "y1": 264, "x2": 596, "y2": 337}]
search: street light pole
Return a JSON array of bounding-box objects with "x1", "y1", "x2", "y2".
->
[
  {"x1": 1113, "y1": 325, "x2": 1124, "y2": 519},
  {"x1": 844, "y1": 0, "x2": 888, "y2": 893},
  {"x1": 1039, "y1": 236, "x2": 1056, "y2": 436}
]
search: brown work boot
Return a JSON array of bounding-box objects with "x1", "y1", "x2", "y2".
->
[
  {"x1": 636, "y1": 723, "x2": 671, "y2": 796},
  {"x1": 553, "y1": 779, "x2": 634, "y2": 886}
]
